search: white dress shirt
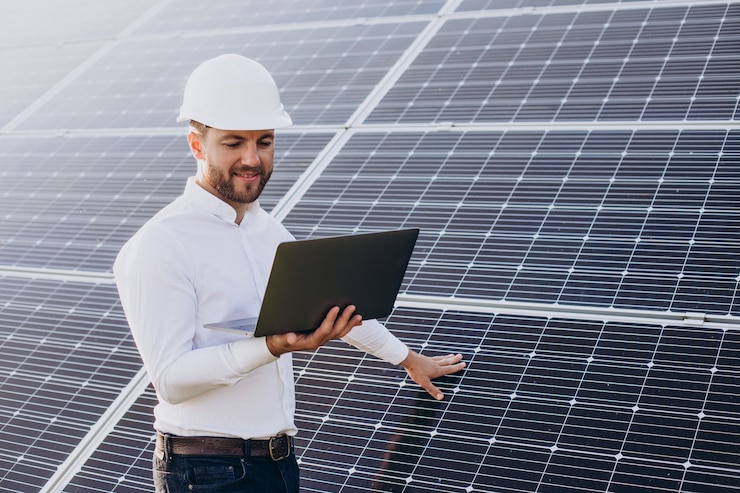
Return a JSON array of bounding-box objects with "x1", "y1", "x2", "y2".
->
[{"x1": 114, "y1": 177, "x2": 409, "y2": 439}]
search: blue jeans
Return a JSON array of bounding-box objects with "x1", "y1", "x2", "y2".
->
[{"x1": 153, "y1": 452, "x2": 299, "y2": 492}]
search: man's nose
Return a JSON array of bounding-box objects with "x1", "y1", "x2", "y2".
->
[{"x1": 240, "y1": 142, "x2": 260, "y2": 166}]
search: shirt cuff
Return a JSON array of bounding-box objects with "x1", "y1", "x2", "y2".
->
[
  {"x1": 343, "y1": 319, "x2": 409, "y2": 366},
  {"x1": 379, "y1": 334, "x2": 410, "y2": 366},
  {"x1": 225, "y1": 336, "x2": 279, "y2": 375}
]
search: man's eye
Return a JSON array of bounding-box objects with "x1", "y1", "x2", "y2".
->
[
  {"x1": 259, "y1": 140, "x2": 273, "y2": 148},
  {"x1": 224, "y1": 142, "x2": 240, "y2": 148}
]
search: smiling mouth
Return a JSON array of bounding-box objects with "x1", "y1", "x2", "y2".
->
[
  {"x1": 233, "y1": 168, "x2": 263, "y2": 181},
  {"x1": 235, "y1": 173, "x2": 258, "y2": 181}
]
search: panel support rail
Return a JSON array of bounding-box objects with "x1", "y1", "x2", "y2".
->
[{"x1": 397, "y1": 293, "x2": 740, "y2": 331}]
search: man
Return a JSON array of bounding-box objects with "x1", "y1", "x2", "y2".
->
[{"x1": 114, "y1": 54, "x2": 465, "y2": 493}]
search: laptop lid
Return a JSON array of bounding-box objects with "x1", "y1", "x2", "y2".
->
[{"x1": 205, "y1": 228, "x2": 419, "y2": 337}]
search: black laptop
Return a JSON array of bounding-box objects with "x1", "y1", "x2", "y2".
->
[{"x1": 205, "y1": 228, "x2": 419, "y2": 337}]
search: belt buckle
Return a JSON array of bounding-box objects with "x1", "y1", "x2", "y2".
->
[{"x1": 269, "y1": 435, "x2": 290, "y2": 461}]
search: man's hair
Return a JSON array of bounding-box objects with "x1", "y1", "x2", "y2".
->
[{"x1": 189, "y1": 120, "x2": 209, "y2": 136}]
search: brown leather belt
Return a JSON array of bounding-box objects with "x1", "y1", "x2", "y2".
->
[{"x1": 156, "y1": 432, "x2": 293, "y2": 461}]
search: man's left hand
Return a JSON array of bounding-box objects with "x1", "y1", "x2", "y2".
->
[{"x1": 400, "y1": 350, "x2": 465, "y2": 400}]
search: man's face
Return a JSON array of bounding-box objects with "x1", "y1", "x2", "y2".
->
[{"x1": 193, "y1": 128, "x2": 275, "y2": 206}]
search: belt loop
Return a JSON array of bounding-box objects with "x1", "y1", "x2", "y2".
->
[
  {"x1": 244, "y1": 437, "x2": 252, "y2": 459},
  {"x1": 162, "y1": 432, "x2": 172, "y2": 462}
]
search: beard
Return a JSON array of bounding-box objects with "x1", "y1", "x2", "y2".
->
[{"x1": 203, "y1": 161, "x2": 272, "y2": 204}]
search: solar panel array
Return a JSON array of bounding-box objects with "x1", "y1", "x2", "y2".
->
[{"x1": 0, "y1": 1, "x2": 738, "y2": 492}]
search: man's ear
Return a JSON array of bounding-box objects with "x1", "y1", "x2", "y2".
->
[{"x1": 187, "y1": 132, "x2": 204, "y2": 160}]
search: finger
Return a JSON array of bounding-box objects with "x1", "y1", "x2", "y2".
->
[
  {"x1": 331, "y1": 305, "x2": 360, "y2": 335},
  {"x1": 336, "y1": 313, "x2": 362, "y2": 339},
  {"x1": 436, "y1": 361, "x2": 466, "y2": 378},
  {"x1": 422, "y1": 380, "x2": 444, "y2": 401},
  {"x1": 266, "y1": 331, "x2": 299, "y2": 356},
  {"x1": 337, "y1": 305, "x2": 357, "y2": 324},
  {"x1": 316, "y1": 306, "x2": 341, "y2": 333},
  {"x1": 432, "y1": 353, "x2": 464, "y2": 365},
  {"x1": 314, "y1": 306, "x2": 358, "y2": 343}
]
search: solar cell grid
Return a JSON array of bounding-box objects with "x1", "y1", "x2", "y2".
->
[
  {"x1": 283, "y1": 128, "x2": 740, "y2": 314},
  {"x1": 0, "y1": 278, "x2": 136, "y2": 491},
  {"x1": 16, "y1": 20, "x2": 425, "y2": 131},
  {"x1": 44, "y1": 298, "x2": 740, "y2": 493},
  {"x1": 368, "y1": 5, "x2": 740, "y2": 124},
  {"x1": 0, "y1": 44, "x2": 102, "y2": 129},
  {"x1": 684, "y1": 467, "x2": 740, "y2": 493},
  {"x1": 134, "y1": 0, "x2": 444, "y2": 34},
  {"x1": 459, "y1": 0, "x2": 650, "y2": 9},
  {"x1": 0, "y1": 132, "x2": 333, "y2": 272},
  {"x1": 0, "y1": 0, "x2": 154, "y2": 48},
  {"x1": 62, "y1": 388, "x2": 157, "y2": 492}
]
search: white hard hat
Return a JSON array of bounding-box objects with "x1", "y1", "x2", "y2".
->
[{"x1": 177, "y1": 54, "x2": 292, "y2": 130}]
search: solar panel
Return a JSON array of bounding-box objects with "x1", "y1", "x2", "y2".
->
[
  {"x1": 0, "y1": 1, "x2": 738, "y2": 492},
  {"x1": 0, "y1": 44, "x2": 100, "y2": 129},
  {"x1": 0, "y1": 277, "x2": 137, "y2": 491},
  {"x1": 55, "y1": 307, "x2": 740, "y2": 492},
  {"x1": 282, "y1": 129, "x2": 740, "y2": 315},
  {"x1": 0, "y1": 132, "x2": 334, "y2": 271},
  {"x1": 367, "y1": 3, "x2": 740, "y2": 124},
  {"x1": 61, "y1": 388, "x2": 158, "y2": 492},
  {"x1": 134, "y1": 0, "x2": 445, "y2": 34},
  {"x1": 13, "y1": 21, "x2": 427, "y2": 131}
]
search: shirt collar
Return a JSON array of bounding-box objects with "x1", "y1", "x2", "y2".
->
[{"x1": 183, "y1": 176, "x2": 260, "y2": 224}]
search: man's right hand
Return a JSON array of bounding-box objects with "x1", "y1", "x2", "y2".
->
[{"x1": 265, "y1": 305, "x2": 362, "y2": 357}]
